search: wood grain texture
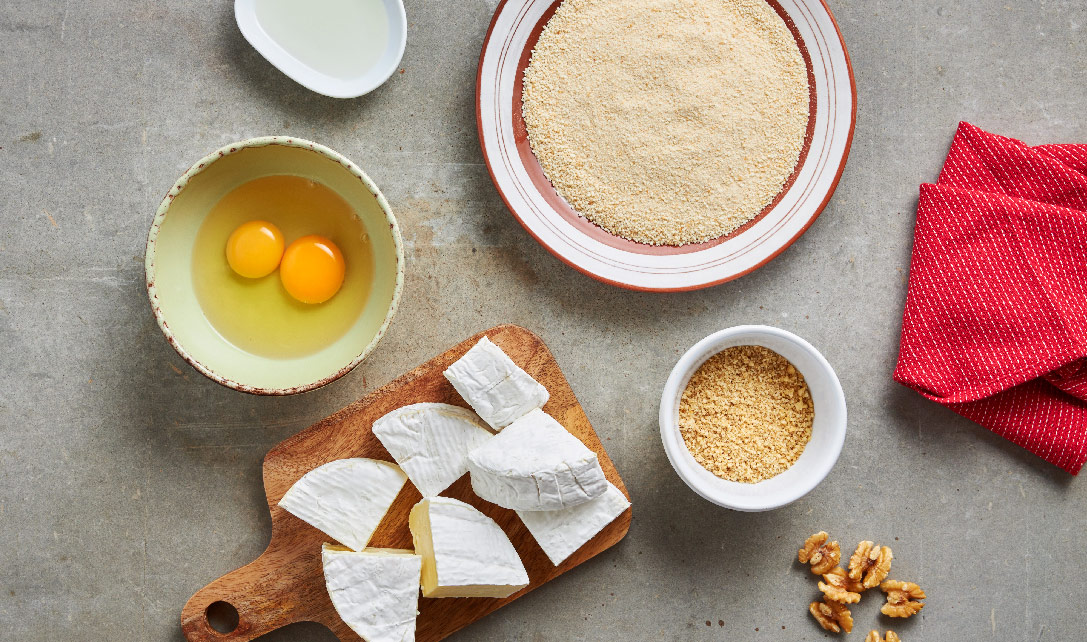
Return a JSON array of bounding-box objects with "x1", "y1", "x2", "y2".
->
[{"x1": 181, "y1": 325, "x2": 632, "y2": 641}]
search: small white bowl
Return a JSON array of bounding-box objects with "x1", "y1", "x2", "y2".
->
[
  {"x1": 235, "y1": 0, "x2": 407, "y2": 99},
  {"x1": 659, "y1": 326, "x2": 846, "y2": 511}
]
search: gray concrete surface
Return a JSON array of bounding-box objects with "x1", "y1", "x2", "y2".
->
[{"x1": 2, "y1": 0, "x2": 1086, "y2": 640}]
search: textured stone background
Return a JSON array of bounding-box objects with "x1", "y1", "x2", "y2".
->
[{"x1": 2, "y1": 1, "x2": 1085, "y2": 640}]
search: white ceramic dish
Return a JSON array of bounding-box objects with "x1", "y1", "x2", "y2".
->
[
  {"x1": 477, "y1": 0, "x2": 856, "y2": 291},
  {"x1": 659, "y1": 325, "x2": 846, "y2": 511},
  {"x1": 235, "y1": 0, "x2": 407, "y2": 99}
]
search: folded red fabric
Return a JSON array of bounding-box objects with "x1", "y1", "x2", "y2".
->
[{"x1": 894, "y1": 122, "x2": 1087, "y2": 474}]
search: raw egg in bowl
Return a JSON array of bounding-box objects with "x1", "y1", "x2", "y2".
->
[{"x1": 145, "y1": 137, "x2": 404, "y2": 394}]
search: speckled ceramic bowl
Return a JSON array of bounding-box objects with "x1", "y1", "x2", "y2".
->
[{"x1": 145, "y1": 137, "x2": 404, "y2": 395}]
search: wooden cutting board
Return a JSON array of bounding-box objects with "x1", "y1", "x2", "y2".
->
[{"x1": 181, "y1": 324, "x2": 632, "y2": 641}]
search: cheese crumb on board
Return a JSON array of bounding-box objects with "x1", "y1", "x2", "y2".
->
[
  {"x1": 468, "y1": 409, "x2": 607, "y2": 511},
  {"x1": 373, "y1": 402, "x2": 495, "y2": 497},
  {"x1": 679, "y1": 346, "x2": 813, "y2": 483},
  {"x1": 278, "y1": 458, "x2": 407, "y2": 552},
  {"x1": 322, "y1": 545, "x2": 422, "y2": 642},
  {"x1": 409, "y1": 496, "x2": 530, "y2": 598},
  {"x1": 522, "y1": 0, "x2": 810, "y2": 246},
  {"x1": 517, "y1": 482, "x2": 630, "y2": 566},
  {"x1": 443, "y1": 337, "x2": 549, "y2": 430}
]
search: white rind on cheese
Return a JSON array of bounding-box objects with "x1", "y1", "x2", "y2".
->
[
  {"x1": 322, "y1": 544, "x2": 422, "y2": 642},
  {"x1": 443, "y1": 337, "x2": 549, "y2": 430},
  {"x1": 408, "y1": 497, "x2": 529, "y2": 598},
  {"x1": 517, "y1": 482, "x2": 630, "y2": 566},
  {"x1": 278, "y1": 458, "x2": 407, "y2": 552},
  {"x1": 373, "y1": 403, "x2": 495, "y2": 497},
  {"x1": 467, "y1": 409, "x2": 607, "y2": 511}
]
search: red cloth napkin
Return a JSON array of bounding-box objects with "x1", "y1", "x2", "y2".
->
[{"x1": 894, "y1": 122, "x2": 1087, "y2": 474}]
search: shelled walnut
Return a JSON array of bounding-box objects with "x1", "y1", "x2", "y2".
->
[
  {"x1": 797, "y1": 532, "x2": 926, "y2": 634},
  {"x1": 799, "y1": 531, "x2": 841, "y2": 575},
  {"x1": 819, "y1": 567, "x2": 864, "y2": 604},
  {"x1": 849, "y1": 541, "x2": 893, "y2": 589},
  {"x1": 880, "y1": 580, "x2": 926, "y2": 617},
  {"x1": 809, "y1": 599, "x2": 854, "y2": 633}
]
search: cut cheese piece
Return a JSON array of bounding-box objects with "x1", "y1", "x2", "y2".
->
[
  {"x1": 322, "y1": 544, "x2": 422, "y2": 642},
  {"x1": 517, "y1": 482, "x2": 630, "y2": 566},
  {"x1": 467, "y1": 409, "x2": 607, "y2": 511},
  {"x1": 373, "y1": 403, "x2": 495, "y2": 497},
  {"x1": 408, "y1": 497, "x2": 529, "y2": 598},
  {"x1": 278, "y1": 458, "x2": 407, "y2": 551},
  {"x1": 443, "y1": 336, "x2": 549, "y2": 430}
]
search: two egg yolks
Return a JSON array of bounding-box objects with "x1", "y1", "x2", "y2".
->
[{"x1": 224, "y1": 220, "x2": 345, "y2": 304}]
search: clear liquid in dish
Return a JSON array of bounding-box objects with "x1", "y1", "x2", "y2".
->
[{"x1": 255, "y1": 0, "x2": 390, "y2": 81}]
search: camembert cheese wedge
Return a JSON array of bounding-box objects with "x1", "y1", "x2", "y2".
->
[
  {"x1": 467, "y1": 409, "x2": 607, "y2": 511},
  {"x1": 408, "y1": 497, "x2": 529, "y2": 598},
  {"x1": 517, "y1": 482, "x2": 630, "y2": 566},
  {"x1": 278, "y1": 458, "x2": 407, "y2": 552},
  {"x1": 443, "y1": 336, "x2": 549, "y2": 430},
  {"x1": 373, "y1": 403, "x2": 495, "y2": 497},
  {"x1": 322, "y1": 544, "x2": 422, "y2": 642}
]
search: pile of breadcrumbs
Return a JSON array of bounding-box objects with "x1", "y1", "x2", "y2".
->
[
  {"x1": 679, "y1": 345, "x2": 813, "y2": 483},
  {"x1": 522, "y1": 0, "x2": 810, "y2": 246}
]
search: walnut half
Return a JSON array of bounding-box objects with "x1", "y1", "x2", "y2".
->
[
  {"x1": 881, "y1": 580, "x2": 926, "y2": 617},
  {"x1": 849, "y1": 541, "x2": 893, "y2": 589},
  {"x1": 799, "y1": 531, "x2": 841, "y2": 575},
  {"x1": 865, "y1": 631, "x2": 901, "y2": 642},
  {"x1": 820, "y1": 567, "x2": 864, "y2": 604},
  {"x1": 809, "y1": 599, "x2": 854, "y2": 633}
]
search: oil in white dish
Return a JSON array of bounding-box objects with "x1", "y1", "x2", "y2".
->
[{"x1": 255, "y1": 0, "x2": 390, "y2": 81}]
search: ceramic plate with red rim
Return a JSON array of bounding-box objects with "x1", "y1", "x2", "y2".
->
[{"x1": 476, "y1": 0, "x2": 856, "y2": 292}]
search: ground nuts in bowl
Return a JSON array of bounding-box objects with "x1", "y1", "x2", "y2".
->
[{"x1": 659, "y1": 326, "x2": 846, "y2": 511}]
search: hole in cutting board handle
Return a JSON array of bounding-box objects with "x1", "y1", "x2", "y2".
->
[{"x1": 205, "y1": 601, "x2": 240, "y2": 635}]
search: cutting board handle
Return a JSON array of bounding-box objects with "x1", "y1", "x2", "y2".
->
[{"x1": 180, "y1": 546, "x2": 302, "y2": 641}]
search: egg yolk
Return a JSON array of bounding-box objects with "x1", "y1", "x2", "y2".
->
[
  {"x1": 225, "y1": 220, "x2": 284, "y2": 278},
  {"x1": 280, "y1": 235, "x2": 346, "y2": 304}
]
